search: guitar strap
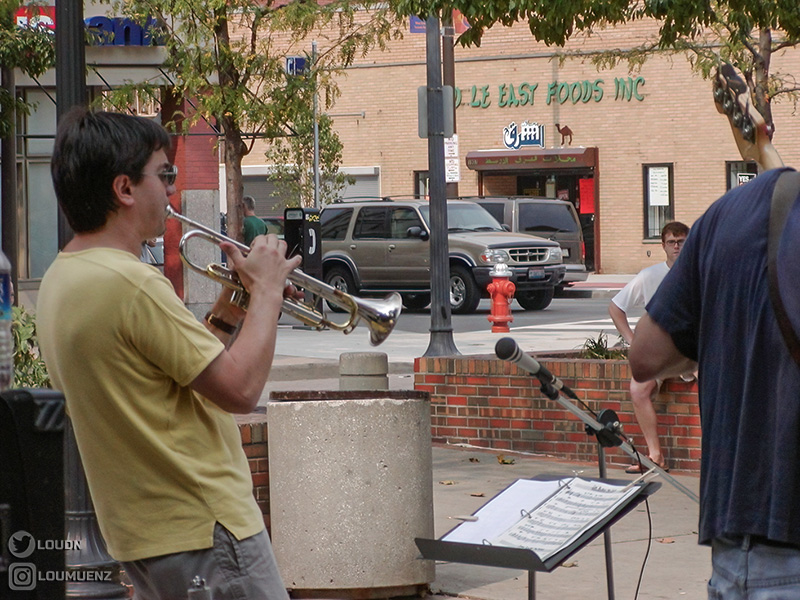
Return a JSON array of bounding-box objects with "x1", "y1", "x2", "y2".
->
[{"x1": 768, "y1": 169, "x2": 800, "y2": 367}]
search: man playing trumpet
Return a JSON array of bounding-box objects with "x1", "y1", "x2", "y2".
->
[{"x1": 37, "y1": 108, "x2": 300, "y2": 599}]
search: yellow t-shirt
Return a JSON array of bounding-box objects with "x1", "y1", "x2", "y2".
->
[{"x1": 37, "y1": 249, "x2": 264, "y2": 562}]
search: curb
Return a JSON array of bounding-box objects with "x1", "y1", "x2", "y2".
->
[
  {"x1": 558, "y1": 287, "x2": 621, "y2": 300},
  {"x1": 270, "y1": 355, "x2": 414, "y2": 382}
]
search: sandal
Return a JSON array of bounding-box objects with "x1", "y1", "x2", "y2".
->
[{"x1": 625, "y1": 462, "x2": 669, "y2": 474}]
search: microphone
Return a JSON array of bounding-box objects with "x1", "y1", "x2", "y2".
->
[{"x1": 495, "y1": 337, "x2": 564, "y2": 392}]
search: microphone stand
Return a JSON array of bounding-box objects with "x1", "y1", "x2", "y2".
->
[
  {"x1": 498, "y1": 338, "x2": 699, "y2": 600},
  {"x1": 536, "y1": 379, "x2": 617, "y2": 600},
  {"x1": 534, "y1": 372, "x2": 698, "y2": 504}
]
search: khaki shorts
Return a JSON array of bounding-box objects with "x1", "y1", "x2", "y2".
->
[{"x1": 123, "y1": 523, "x2": 289, "y2": 600}]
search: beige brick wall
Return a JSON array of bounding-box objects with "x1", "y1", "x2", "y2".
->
[{"x1": 248, "y1": 15, "x2": 800, "y2": 273}]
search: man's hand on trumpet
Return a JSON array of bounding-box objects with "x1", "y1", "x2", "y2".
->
[
  {"x1": 224, "y1": 234, "x2": 301, "y2": 303},
  {"x1": 204, "y1": 234, "x2": 302, "y2": 344}
]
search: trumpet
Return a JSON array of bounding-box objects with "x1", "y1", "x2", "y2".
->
[{"x1": 166, "y1": 206, "x2": 402, "y2": 346}]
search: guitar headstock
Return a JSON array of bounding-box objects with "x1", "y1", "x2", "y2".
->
[{"x1": 712, "y1": 63, "x2": 783, "y2": 171}]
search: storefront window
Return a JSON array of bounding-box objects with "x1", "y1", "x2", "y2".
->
[
  {"x1": 414, "y1": 171, "x2": 429, "y2": 199},
  {"x1": 726, "y1": 160, "x2": 758, "y2": 190},
  {"x1": 643, "y1": 164, "x2": 673, "y2": 239},
  {"x1": 21, "y1": 89, "x2": 58, "y2": 279}
]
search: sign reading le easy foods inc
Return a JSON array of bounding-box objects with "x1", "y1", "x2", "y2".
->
[{"x1": 456, "y1": 77, "x2": 646, "y2": 108}]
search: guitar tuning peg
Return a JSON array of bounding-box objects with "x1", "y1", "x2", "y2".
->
[
  {"x1": 741, "y1": 120, "x2": 755, "y2": 143},
  {"x1": 732, "y1": 110, "x2": 744, "y2": 127},
  {"x1": 722, "y1": 96, "x2": 735, "y2": 114}
]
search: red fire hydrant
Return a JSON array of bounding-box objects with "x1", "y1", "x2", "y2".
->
[{"x1": 487, "y1": 262, "x2": 516, "y2": 333}]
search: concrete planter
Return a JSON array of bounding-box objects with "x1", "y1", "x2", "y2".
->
[{"x1": 267, "y1": 390, "x2": 434, "y2": 599}]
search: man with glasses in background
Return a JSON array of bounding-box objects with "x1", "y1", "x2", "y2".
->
[
  {"x1": 609, "y1": 221, "x2": 690, "y2": 473},
  {"x1": 38, "y1": 108, "x2": 300, "y2": 599}
]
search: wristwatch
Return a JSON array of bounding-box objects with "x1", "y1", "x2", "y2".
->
[{"x1": 204, "y1": 312, "x2": 237, "y2": 335}]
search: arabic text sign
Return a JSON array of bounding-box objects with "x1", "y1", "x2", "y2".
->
[{"x1": 503, "y1": 121, "x2": 545, "y2": 150}]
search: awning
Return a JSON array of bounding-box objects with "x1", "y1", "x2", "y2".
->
[{"x1": 465, "y1": 147, "x2": 597, "y2": 171}]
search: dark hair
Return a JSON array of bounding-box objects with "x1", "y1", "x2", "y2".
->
[
  {"x1": 50, "y1": 108, "x2": 172, "y2": 233},
  {"x1": 661, "y1": 221, "x2": 690, "y2": 242}
]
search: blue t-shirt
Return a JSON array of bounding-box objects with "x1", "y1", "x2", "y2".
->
[{"x1": 647, "y1": 168, "x2": 800, "y2": 546}]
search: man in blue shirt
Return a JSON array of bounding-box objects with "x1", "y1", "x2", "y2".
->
[{"x1": 630, "y1": 168, "x2": 800, "y2": 599}]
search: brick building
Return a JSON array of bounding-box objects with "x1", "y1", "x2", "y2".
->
[
  {"x1": 9, "y1": 9, "x2": 800, "y2": 292},
  {"x1": 245, "y1": 15, "x2": 800, "y2": 274}
]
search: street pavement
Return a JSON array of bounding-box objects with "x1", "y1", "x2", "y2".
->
[
  {"x1": 263, "y1": 274, "x2": 635, "y2": 397},
  {"x1": 266, "y1": 274, "x2": 712, "y2": 600}
]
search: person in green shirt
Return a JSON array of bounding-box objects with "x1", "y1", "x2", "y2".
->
[{"x1": 243, "y1": 195, "x2": 267, "y2": 245}]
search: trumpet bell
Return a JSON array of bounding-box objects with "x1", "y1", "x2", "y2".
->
[{"x1": 357, "y1": 292, "x2": 403, "y2": 346}]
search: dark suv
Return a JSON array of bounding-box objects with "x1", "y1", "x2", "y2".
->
[
  {"x1": 469, "y1": 197, "x2": 589, "y2": 286},
  {"x1": 319, "y1": 198, "x2": 566, "y2": 313}
]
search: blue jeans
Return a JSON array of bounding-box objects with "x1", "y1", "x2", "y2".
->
[{"x1": 708, "y1": 535, "x2": 800, "y2": 599}]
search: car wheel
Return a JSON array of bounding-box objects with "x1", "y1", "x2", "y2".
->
[
  {"x1": 324, "y1": 267, "x2": 356, "y2": 313},
  {"x1": 402, "y1": 293, "x2": 431, "y2": 311},
  {"x1": 450, "y1": 265, "x2": 481, "y2": 314},
  {"x1": 516, "y1": 288, "x2": 555, "y2": 311}
]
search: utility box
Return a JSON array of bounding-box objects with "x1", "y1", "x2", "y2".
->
[
  {"x1": 267, "y1": 390, "x2": 434, "y2": 598},
  {"x1": 284, "y1": 207, "x2": 322, "y2": 313},
  {"x1": 283, "y1": 207, "x2": 321, "y2": 279}
]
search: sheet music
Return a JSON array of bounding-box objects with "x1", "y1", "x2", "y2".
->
[
  {"x1": 493, "y1": 478, "x2": 639, "y2": 560},
  {"x1": 442, "y1": 479, "x2": 562, "y2": 544}
]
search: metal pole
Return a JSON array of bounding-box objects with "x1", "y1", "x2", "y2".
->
[
  {"x1": 441, "y1": 13, "x2": 458, "y2": 199},
  {"x1": 597, "y1": 445, "x2": 615, "y2": 600},
  {"x1": 1, "y1": 66, "x2": 19, "y2": 301},
  {"x1": 65, "y1": 419, "x2": 128, "y2": 598},
  {"x1": 423, "y1": 15, "x2": 459, "y2": 357},
  {"x1": 312, "y1": 40, "x2": 320, "y2": 209},
  {"x1": 55, "y1": 0, "x2": 87, "y2": 249},
  {"x1": 56, "y1": 3, "x2": 127, "y2": 596}
]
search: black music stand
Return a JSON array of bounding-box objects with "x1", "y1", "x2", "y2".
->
[{"x1": 415, "y1": 475, "x2": 659, "y2": 600}]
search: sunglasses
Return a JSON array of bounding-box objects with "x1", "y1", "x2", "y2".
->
[{"x1": 140, "y1": 165, "x2": 178, "y2": 186}]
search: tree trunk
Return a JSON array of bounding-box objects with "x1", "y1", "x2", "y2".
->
[
  {"x1": 222, "y1": 125, "x2": 246, "y2": 244},
  {"x1": 214, "y1": 10, "x2": 248, "y2": 243}
]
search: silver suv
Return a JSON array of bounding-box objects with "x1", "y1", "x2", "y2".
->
[
  {"x1": 319, "y1": 198, "x2": 566, "y2": 314},
  {"x1": 469, "y1": 196, "x2": 589, "y2": 287}
]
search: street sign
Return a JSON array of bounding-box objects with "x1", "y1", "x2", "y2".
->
[
  {"x1": 286, "y1": 56, "x2": 307, "y2": 76},
  {"x1": 445, "y1": 157, "x2": 460, "y2": 183}
]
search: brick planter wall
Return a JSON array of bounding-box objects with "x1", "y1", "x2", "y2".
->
[
  {"x1": 414, "y1": 354, "x2": 702, "y2": 473},
  {"x1": 236, "y1": 411, "x2": 272, "y2": 530}
]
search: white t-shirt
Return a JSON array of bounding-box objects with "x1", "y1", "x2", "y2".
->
[{"x1": 611, "y1": 261, "x2": 670, "y2": 314}]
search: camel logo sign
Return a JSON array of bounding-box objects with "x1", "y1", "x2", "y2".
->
[{"x1": 503, "y1": 121, "x2": 545, "y2": 150}]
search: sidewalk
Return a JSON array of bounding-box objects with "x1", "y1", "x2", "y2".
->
[
  {"x1": 422, "y1": 445, "x2": 707, "y2": 600},
  {"x1": 558, "y1": 273, "x2": 635, "y2": 300},
  {"x1": 264, "y1": 273, "x2": 710, "y2": 599},
  {"x1": 263, "y1": 273, "x2": 633, "y2": 395}
]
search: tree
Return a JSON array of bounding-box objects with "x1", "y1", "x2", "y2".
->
[
  {"x1": 393, "y1": 0, "x2": 800, "y2": 141},
  {"x1": 265, "y1": 110, "x2": 353, "y2": 209},
  {"x1": 104, "y1": 0, "x2": 401, "y2": 240},
  {"x1": 0, "y1": 1, "x2": 55, "y2": 136}
]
